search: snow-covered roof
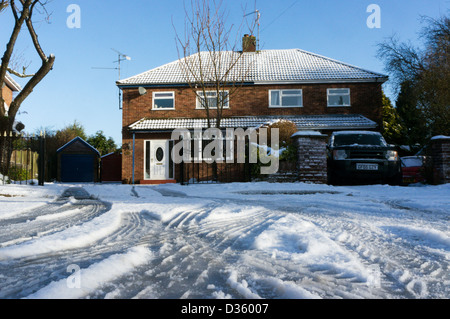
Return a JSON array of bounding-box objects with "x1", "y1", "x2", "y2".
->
[
  {"x1": 57, "y1": 136, "x2": 100, "y2": 155},
  {"x1": 431, "y1": 135, "x2": 450, "y2": 140},
  {"x1": 117, "y1": 49, "x2": 388, "y2": 86},
  {"x1": 331, "y1": 130, "x2": 382, "y2": 136},
  {"x1": 128, "y1": 114, "x2": 377, "y2": 131}
]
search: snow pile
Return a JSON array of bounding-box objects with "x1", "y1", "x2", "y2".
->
[
  {"x1": 226, "y1": 270, "x2": 261, "y2": 299},
  {"x1": 27, "y1": 246, "x2": 153, "y2": 299},
  {"x1": 253, "y1": 215, "x2": 370, "y2": 282}
]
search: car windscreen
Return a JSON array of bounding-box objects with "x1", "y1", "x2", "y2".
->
[
  {"x1": 332, "y1": 134, "x2": 387, "y2": 147},
  {"x1": 401, "y1": 157, "x2": 423, "y2": 167}
]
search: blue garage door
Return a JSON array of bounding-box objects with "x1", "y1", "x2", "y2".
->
[{"x1": 61, "y1": 154, "x2": 95, "y2": 182}]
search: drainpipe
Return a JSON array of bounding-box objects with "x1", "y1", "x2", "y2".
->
[{"x1": 132, "y1": 132, "x2": 135, "y2": 185}]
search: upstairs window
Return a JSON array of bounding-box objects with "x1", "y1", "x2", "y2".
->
[
  {"x1": 269, "y1": 89, "x2": 303, "y2": 108},
  {"x1": 196, "y1": 91, "x2": 229, "y2": 109},
  {"x1": 327, "y1": 88, "x2": 351, "y2": 107},
  {"x1": 153, "y1": 92, "x2": 175, "y2": 110}
]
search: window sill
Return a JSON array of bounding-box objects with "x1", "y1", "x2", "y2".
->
[
  {"x1": 195, "y1": 107, "x2": 230, "y2": 110},
  {"x1": 268, "y1": 105, "x2": 303, "y2": 108}
]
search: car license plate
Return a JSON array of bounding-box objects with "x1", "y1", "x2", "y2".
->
[{"x1": 356, "y1": 163, "x2": 378, "y2": 171}]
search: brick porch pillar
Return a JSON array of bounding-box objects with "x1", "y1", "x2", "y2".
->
[
  {"x1": 291, "y1": 131, "x2": 328, "y2": 184},
  {"x1": 431, "y1": 136, "x2": 450, "y2": 185}
]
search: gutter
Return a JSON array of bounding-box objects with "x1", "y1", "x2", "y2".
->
[
  {"x1": 116, "y1": 77, "x2": 388, "y2": 89},
  {"x1": 4, "y1": 73, "x2": 22, "y2": 92}
]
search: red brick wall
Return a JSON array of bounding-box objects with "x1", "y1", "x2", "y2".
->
[
  {"x1": 431, "y1": 137, "x2": 450, "y2": 185},
  {"x1": 2, "y1": 85, "x2": 13, "y2": 107},
  {"x1": 292, "y1": 134, "x2": 329, "y2": 184},
  {"x1": 121, "y1": 82, "x2": 383, "y2": 183},
  {"x1": 122, "y1": 82, "x2": 383, "y2": 128}
]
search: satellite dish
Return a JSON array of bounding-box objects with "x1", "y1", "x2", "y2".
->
[
  {"x1": 138, "y1": 87, "x2": 147, "y2": 96},
  {"x1": 12, "y1": 121, "x2": 25, "y2": 133}
]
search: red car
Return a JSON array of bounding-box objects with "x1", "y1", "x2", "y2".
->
[{"x1": 401, "y1": 156, "x2": 426, "y2": 185}]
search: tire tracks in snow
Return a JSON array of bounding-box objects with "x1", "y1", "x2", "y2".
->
[
  {"x1": 134, "y1": 189, "x2": 449, "y2": 299},
  {"x1": 87, "y1": 190, "x2": 379, "y2": 299},
  {"x1": 2, "y1": 186, "x2": 447, "y2": 299},
  {"x1": 88, "y1": 197, "x2": 286, "y2": 299},
  {"x1": 295, "y1": 204, "x2": 449, "y2": 299},
  {"x1": 244, "y1": 192, "x2": 449, "y2": 299},
  {"x1": 0, "y1": 199, "x2": 107, "y2": 248},
  {"x1": 0, "y1": 187, "x2": 149, "y2": 298},
  {"x1": 0, "y1": 209, "x2": 150, "y2": 299}
]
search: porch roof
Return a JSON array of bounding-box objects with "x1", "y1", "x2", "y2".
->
[{"x1": 128, "y1": 114, "x2": 377, "y2": 132}]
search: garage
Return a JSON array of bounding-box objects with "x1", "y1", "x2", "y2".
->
[{"x1": 57, "y1": 137, "x2": 100, "y2": 182}]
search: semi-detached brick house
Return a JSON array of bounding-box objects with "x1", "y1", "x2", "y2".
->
[{"x1": 117, "y1": 37, "x2": 388, "y2": 184}]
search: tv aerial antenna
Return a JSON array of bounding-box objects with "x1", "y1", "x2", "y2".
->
[
  {"x1": 92, "y1": 48, "x2": 131, "y2": 110},
  {"x1": 244, "y1": 9, "x2": 260, "y2": 50}
]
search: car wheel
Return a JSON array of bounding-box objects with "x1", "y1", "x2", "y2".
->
[
  {"x1": 328, "y1": 171, "x2": 340, "y2": 185},
  {"x1": 387, "y1": 172, "x2": 402, "y2": 186}
]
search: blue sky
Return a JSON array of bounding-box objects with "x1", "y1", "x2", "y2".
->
[{"x1": 1, "y1": 0, "x2": 448, "y2": 145}]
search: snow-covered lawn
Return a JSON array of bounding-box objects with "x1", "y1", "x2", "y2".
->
[{"x1": 0, "y1": 182, "x2": 448, "y2": 299}]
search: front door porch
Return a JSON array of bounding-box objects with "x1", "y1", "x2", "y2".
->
[{"x1": 142, "y1": 139, "x2": 175, "y2": 184}]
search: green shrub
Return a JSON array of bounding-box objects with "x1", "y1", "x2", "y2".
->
[{"x1": 8, "y1": 166, "x2": 29, "y2": 181}]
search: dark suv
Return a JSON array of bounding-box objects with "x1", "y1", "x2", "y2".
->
[{"x1": 327, "y1": 131, "x2": 402, "y2": 185}]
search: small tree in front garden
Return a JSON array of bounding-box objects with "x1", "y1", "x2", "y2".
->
[{"x1": 265, "y1": 120, "x2": 297, "y2": 162}]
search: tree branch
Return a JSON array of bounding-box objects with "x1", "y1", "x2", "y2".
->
[
  {"x1": 0, "y1": 0, "x2": 33, "y2": 116},
  {"x1": 1, "y1": 0, "x2": 54, "y2": 122},
  {"x1": 0, "y1": 0, "x2": 9, "y2": 12},
  {"x1": 7, "y1": 53, "x2": 55, "y2": 121},
  {"x1": 0, "y1": 65, "x2": 35, "y2": 78},
  {"x1": 25, "y1": 1, "x2": 47, "y2": 61}
]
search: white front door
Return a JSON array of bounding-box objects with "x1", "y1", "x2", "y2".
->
[
  {"x1": 144, "y1": 140, "x2": 174, "y2": 181},
  {"x1": 150, "y1": 140, "x2": 168, "y2": 180}
]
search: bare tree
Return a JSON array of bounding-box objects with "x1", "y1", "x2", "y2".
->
[
  {"x1": 377, "y1": 15, "x2": 449, "y2": 137},
  {"x1": 0, "y1": 0, "x2": 55, "y2": 130},
  {"x1": 173, "y1": 0, "x2": 257, "y2": 181},
  {"x1": 0, "y1": 0, "x2": 55, "y2": 176},
  {"x1": 174, "y1": 0, "x2": 256, "y2": 130}
]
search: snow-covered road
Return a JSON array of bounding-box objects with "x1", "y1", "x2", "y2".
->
[{"x1": 0, "y1": 182, "x2": 448, "y2": 299}]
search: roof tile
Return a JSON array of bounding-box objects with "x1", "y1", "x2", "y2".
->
[
  {"x1": 129, "y1": 115, "x2": 377, "y2": 131},
  {"x1": 117, "y1": 49, "x2": 387, "y2": 86}
]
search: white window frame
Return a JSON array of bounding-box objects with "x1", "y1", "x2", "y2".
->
[
  {"x1": 152, "y1": 91, "x2": 175, "y2": 110},
  {"x1": 327, "y1": 88, "x2": 351, "y2": 107},
  {"x1": 269, "y1": 89, "x2": 303, "y2": 108},
  {"x1": 196, "y1": 90, "x2": 230, "y2": 109}
]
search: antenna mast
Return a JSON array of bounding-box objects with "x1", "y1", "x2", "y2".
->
[
  {"x1": 244, "y1": 9, "x2": 261, "y2": 51},
  {"x1": 111, "y1": 48, "x2": 131, "y2": 81},
  {"x1": 92, "y1": 49, "x2": 131, "y2": 110}
]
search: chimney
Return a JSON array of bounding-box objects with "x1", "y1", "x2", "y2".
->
[{"x1": 242, "y1": 34, "x2": 256, "y2": 53}]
